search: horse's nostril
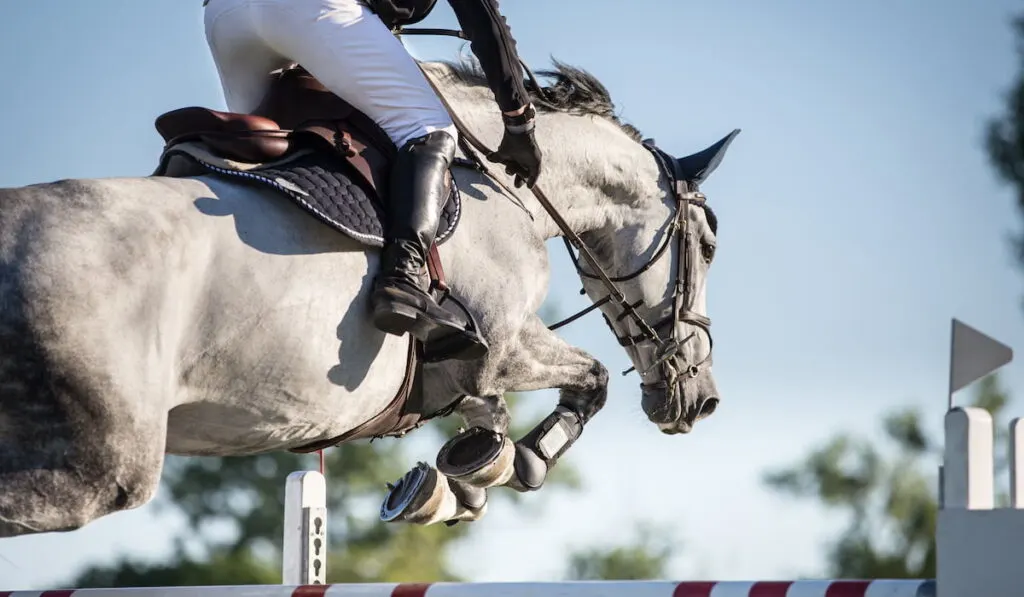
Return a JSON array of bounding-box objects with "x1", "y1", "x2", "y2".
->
[{"x1": 697, "y1": 397, "x2": 719, "y2": 420}]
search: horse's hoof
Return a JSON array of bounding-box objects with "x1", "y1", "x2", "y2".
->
[
  {"x1": 379, "y1": 462, "x2": 487, "y2": 525},
  {"x1": 436, "y1": 427, "x2": 515, "y2": 489}
]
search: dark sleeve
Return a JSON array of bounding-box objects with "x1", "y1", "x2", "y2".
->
[{"x1": 446, "y1": 0, "x2": 530, "y2": 113}]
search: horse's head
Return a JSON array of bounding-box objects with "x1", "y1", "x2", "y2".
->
[
  {"x1": 579, "y1": 130, "x2": 739, "y2": 435},
  {"x1": 429, "y1": 59, "x2": 738, "y2": 434}
]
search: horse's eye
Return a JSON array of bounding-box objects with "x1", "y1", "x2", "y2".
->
[{"x1": 702, "y1": 244, "x2": 716, "y2": 262}]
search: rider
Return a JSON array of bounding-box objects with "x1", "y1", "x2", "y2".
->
[{"x1": 202, "y1": 0, "x2": 542, "y2": 356}]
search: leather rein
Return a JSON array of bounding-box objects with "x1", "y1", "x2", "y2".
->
[{"x1": 401, "y1": 27, "x2": 712, "y2": 389}]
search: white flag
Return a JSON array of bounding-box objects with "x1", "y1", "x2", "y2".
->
[{"x1": 949, "y1": 318, "x2": 1013, "y2": 395}]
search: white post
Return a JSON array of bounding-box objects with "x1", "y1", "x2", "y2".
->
[
  {"x1": 943, "y1": 406, "x2": 994, "y2": 510},
  {"x1": 282, "y1": 471, "x2": 328, "y2": 585},
  {"x1": 1011, "y1": 418, "x2": 1024, "y2": 509}
]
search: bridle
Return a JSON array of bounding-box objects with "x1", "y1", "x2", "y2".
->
[
  {"x1": 400, "y1": 27, "x2": 715, "y2": 396},
  {"x1": 553, "y1": 142, "x2": 713, "y2": 396}
]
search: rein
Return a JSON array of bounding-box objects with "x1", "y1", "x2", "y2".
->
[{"x1": 402, "y1": 27, "x2": 711, "y2": 384}]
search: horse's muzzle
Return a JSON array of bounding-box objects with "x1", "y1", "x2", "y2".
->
[{"x1": 641, "y1": 372, "x2": 719, "y2": 434}]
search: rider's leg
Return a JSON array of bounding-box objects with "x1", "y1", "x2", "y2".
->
[
  {"x1": 369, "y1": 129, "x2": 465, "y2": 341},
  {"x1": 203, "y1": 0, "x2": 293, "y2": 113},
  {"x1": 207, "y1": 0, "x2": 479, "y2": 352},
  {"x1": 257, "y1": 0, "x2": 458, "y2": 148}
]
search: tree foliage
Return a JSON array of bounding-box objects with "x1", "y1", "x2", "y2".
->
[
  {"x1": 563, "y1": 523, "x2": 676, "y2": 581},
  {"x1": 762, "y1": 374, "x2": 1011, "y2": 579},
  {"x1": 987, "y1": 14, "x2": 1024, "y2": 283}
]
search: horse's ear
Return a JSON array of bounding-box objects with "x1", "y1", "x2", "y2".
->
[{"x1": 676, "y1": 128, "x2": 741, "y2": 186}]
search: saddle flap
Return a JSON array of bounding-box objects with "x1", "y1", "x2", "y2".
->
[{"x1": 289, "y1": 123, "x2": 393, "y2": 199}]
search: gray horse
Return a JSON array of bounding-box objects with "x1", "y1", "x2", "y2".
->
[{"x1": 0, "y1": 59, "x2": 736, "y2": 537}]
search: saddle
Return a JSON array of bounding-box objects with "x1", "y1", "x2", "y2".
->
[
  {"x1": 155, "y1": 66, "x2": 396, "y2": 202},
  {"x1": 153, "y1": 66, "x2": 472, "y2": 450}
]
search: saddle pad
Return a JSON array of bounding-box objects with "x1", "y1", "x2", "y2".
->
[{"x1": 158, "y1": 144, "x2": 461, "y2": 247}]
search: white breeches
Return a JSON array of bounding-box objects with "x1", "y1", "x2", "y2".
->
[{"x1": 203, "y1": 0, "x2": 457, "y2": 148}]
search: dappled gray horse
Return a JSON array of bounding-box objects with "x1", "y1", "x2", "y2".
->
[{"x1": 0, "y1": 59, "x2": 737, "y2": 536}]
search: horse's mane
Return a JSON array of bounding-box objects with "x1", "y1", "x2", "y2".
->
[
  {"x1": 434, "y1": 59, "x2": 718, "y2": 232},
  {"x1": 438, "y1": 58, "x2": 643, "y2": 142}
]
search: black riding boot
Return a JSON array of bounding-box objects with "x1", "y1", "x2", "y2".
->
[{"x1": 371, "y1": 131, "x2": 483, "y2": 358}]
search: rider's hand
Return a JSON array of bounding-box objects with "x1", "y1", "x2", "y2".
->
[{"x1": 486, "y1": 104, "x2": 542, "y2": 188}]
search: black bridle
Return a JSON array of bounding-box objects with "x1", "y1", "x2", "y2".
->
[
  {"x1": 553, "y1": 142, "x2": 713, "y2": 392},
  {"x1": 401, "y1": 27, "x2": 718, "y2": 394}
]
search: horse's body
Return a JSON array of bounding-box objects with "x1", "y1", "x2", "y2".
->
[{"x1": 0, "y1": 62, "x2": 733, "y2": 536}]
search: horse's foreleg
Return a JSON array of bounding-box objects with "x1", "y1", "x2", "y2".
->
[
  {"x1": 380, "y1": 318, "x2": 607, "y2": 525},
  {"x1": 504, "y1": 318, "x2": 608, "y2": 493},
  {"x1": 378, "y1": 394, "x2": 511, "y2": 526},
  {"x1": 437, "y1": 316, "x2": 608, "y2": 494}
]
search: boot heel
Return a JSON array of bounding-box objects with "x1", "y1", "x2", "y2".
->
[
  {"x1": 373, "y1": 302, "x2": 435, "y2": 340},
  {"x1": 373, "y1": 303, "x2": 417, "y2": 333}
]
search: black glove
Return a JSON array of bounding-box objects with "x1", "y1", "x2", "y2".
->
[{"x1": 486, "y1": 104, "x2": 542, "y2": 188}]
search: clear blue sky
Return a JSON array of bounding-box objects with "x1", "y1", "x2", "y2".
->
[{"x1": 2, "y1": 0, "x2": 1023, "y2": 589}]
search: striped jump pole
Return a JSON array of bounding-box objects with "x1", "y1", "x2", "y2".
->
[{"x1": 0, "y1": 579, "x2": 937, "y2": 597}]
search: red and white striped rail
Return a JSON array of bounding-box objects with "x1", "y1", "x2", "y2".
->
[{"x1": 0, "y1": 580, "x2": 937, "y2": 597}]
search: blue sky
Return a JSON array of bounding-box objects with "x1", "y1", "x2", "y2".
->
[{"x1": 2, "y1": 0, "x2": 1024, "y2": 589}]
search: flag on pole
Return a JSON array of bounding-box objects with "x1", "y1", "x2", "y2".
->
[{"x1": 949, "y1": 318, "x2": 1013, "y2": 400}]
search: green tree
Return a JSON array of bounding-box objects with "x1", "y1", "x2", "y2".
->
[
  {"x1": 761, "y1": 374, "x2": 1011, "y2": 579},
  {"x1": 987, "y1": 13, "x2": 1024, "y2": 287},
  {"x1": 563, "y1": 522, "x2": 677, "y2": 581}
]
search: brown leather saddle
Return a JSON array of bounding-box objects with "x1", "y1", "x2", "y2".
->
[
  {"x1": 153, "y1": 66, "x2": 467, "y2": 450},
  {"x1": 156, "y1": 65, "x2": 397, "y2": 206}
]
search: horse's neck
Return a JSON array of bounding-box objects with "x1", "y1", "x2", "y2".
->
[{"x1": 436, "y1": 75, "x2": 663, "y2": 240}]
